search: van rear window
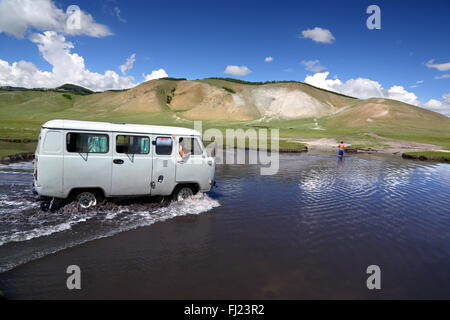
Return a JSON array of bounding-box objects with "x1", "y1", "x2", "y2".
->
[
  {"x1": 155, "y1": 137, "x2": 172, "y2": 155},
  {"x1": 66, "y1": 132, "x2": 109, "y2": 153},
  {"x1": 43, "y1": 131, "x2": 62, "y2": 153},
  {"x1": 116, "y1": 135, "x2": 150, "y2": 154}
]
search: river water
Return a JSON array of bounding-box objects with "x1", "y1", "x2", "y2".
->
[{"x1": 0, "y1": 153, "x2": 449, "y2": 299}]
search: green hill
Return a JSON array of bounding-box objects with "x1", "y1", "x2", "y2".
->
[
  {"x1": 56, "y1": 83, "x2": 94, "y2": 95},
  {"x1": 0, "y1": 78, "x2": 449, "y2": 156}
]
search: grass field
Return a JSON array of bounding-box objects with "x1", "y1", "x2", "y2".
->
[
  {"x1": 403, "y1": 151, "x2": 450, "y2": 162},
  {"x1": 1, "y1": 111, "x2": 448, "y2": 157},
  {"x1": 202, "y1": 137, "x2": 306, "y2": 152},
  {"x1": 0, "y1": 141, "x2": 37, "y2": 157}
]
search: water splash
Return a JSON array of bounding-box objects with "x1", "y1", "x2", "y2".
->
[{"x1": 0, "y1": 177, "x2": 219, "y2": 272}]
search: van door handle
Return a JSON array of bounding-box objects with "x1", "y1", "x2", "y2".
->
[{"x1": 113, "y1": 159, "x2": 124, "y2": 164}]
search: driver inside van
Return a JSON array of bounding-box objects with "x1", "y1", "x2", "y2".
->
[{"x1": 178, "y1": 137, "x2": 191, "y2": 159}]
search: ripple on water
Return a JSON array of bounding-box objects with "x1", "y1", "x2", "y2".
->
[{"x1": 0, "y1": 155, "x2": 449, "y2": 293}]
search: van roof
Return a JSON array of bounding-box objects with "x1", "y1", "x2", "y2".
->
[{"x1": 42, "y1": 119, "x2": 201, "y2": 136}]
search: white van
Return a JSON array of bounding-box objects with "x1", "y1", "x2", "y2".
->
[{"x1": 33, "y1": 120, "x2": 216, "y2": 208}]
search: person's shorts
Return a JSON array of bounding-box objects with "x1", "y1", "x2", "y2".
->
[{"x1": 338, "y1": 149, "x2": 344, "y2": 156}]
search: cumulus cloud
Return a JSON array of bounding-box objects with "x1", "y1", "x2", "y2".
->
[
  {"x1": 426, "y1": 59, "x2": 450, "y2": 72},
  {"x1": 143, "y1": 69, "x2": 168, "y2": 81},
  {"x1": 304, "y1": 72, "x2": 450, "y2": 116},
  {"x1": 119, "y1": 53, "x2": 136, "y2": 75},
  {"x1": 301, "y1": 27, "x2": 335, "y2": 44},
  {"x1": 423, "y1": 94, "x2": 450, "y2": 116},
  {"x1": 304, "y1": 71, "x2": 421, "y2": 105},
  {"x1": 301, "y1": 60, "x2": 326, "y2": 72},
  {"x1": 224, "y1": 65, "x2": 252, "y2": 76},
  {"x1": 387, "y1": 86, "x2": 420, "y2": 106},
  {"x1": 265, "y1": 56, "x2": 273, "y2": 62},
  {"x1": 0, "y1": 0, "x2": 112, "y2": 38},
  {"x1": 0, "y1": 31, "x2": 134, "y2": 91}
]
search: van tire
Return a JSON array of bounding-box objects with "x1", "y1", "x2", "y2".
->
[
  {"x1": 173, "y1": 185, "x2": 197, "y2": 201},
  {"x1": 75, "y1": 190, "x2": 102, "y2": 209}
]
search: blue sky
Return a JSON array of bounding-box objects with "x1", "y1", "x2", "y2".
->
[{"x1": 0, "y1": 0, "x2": 449, "y2": 115}]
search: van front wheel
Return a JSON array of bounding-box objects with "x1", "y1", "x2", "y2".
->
[
  {"x1": 173, "y1": 186, "x2": 196, "y2": 201},
  {"x1": 76, "y1": 191, "x2": 98, "y2": 209}
]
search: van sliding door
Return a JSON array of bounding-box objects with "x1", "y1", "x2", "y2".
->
[
  {"x1": 63, "y1": 131, "x2": 112, "y2": 197},
  {"x1": 110, "y1": 133, "x2": 153, "y2": 196}
]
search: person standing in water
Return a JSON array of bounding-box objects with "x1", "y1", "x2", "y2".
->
[{"x1": 338, "y1": 141, "x2": 345, "y2": 158}]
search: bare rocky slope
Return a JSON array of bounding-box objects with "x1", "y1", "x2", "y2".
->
[{"x1": 75, "y1": 78, "x2": 359, "y2": 121}]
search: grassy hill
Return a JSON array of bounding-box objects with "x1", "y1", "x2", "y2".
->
[
  {"x1": 56, "y1": 83, "x2": 94, "y2": 94},
  {"x1": 0, "y1": 78, "x2": 449, "y2": 156}
]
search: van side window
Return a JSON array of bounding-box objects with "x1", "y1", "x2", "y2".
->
[
  {"x1": 155, "y1": 137, "x2": 172, "y2": 155},
  {"x1": 180, "y1": 137, "x2": 203, "y2": 156},
  {"x1": 116, "y1": 135, "x2": 150, "y2": 154},
  {"x1": 66, "y1": 132, "x2": 109, "y2": 153}
]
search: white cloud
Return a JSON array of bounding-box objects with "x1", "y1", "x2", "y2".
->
[
  {"x1": 224, "y1": 65, "x2": 252, "y2": 76},
  {"x1": 301, "y1": 60, "x2": 326, "y2": 72},
  {"x1": 387, "y1": 86, "x2": 420, "y2": 106},
  {"x1": 434, "y1": 74, "x2": 450, "y2": 80},
  {"x1": 143, "y1": 69, "x2": 168, "y2": 81},
  {"x1": 0, "y1": 0, "x2": 112, "y2": 38},
  {"x1": 304, "y1": 72, "x2": 450, "y2": 116},
  {"x1": 0, "y1": 31, "x2": 134, "y2": 91},
  {"x1": 283, "y1": 68, "x2": 293, "y2": 73},
  {"x1": 304, "y1": 71, "x2": 420, "y2": 105},
  {"x1": 423, "y1": 94, "x2": 450, "y2": 116},
  {"x1": 114, "y1": 7, "x2": 126, "y2": 23},
  {"x1": 410, "y1": 80, "x2": 424, "y2": 88},
  {"x1": 119, "y1": 53, "x2": 136, "y2": 75},
  {"x1": 426, "y1": 59, "x2": 450, "y2": 72},
  {"x1": 265, "y1": 56, "x2": 273, "y2": 62},
  {"x1": 301, "y1": 27, "x2": 335, "y2": 44},
  {"x1": 304, "y1": 72, "x2": 343, "y2": 92}
]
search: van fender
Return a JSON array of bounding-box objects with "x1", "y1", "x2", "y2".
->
[
  {"x1": 170, "y1": 183, "x2": 200, "y2": 196},
  {"x1": 68, "y1": 187, "x2": 106, "y2": 202}
]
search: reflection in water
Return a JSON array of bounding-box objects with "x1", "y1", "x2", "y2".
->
[
  {"x1": 337, "y1": 156, "x2": 344, "y2": 170},
  {"x1": 0, "y1": 155, "x2": 450, "y2": 299}
]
